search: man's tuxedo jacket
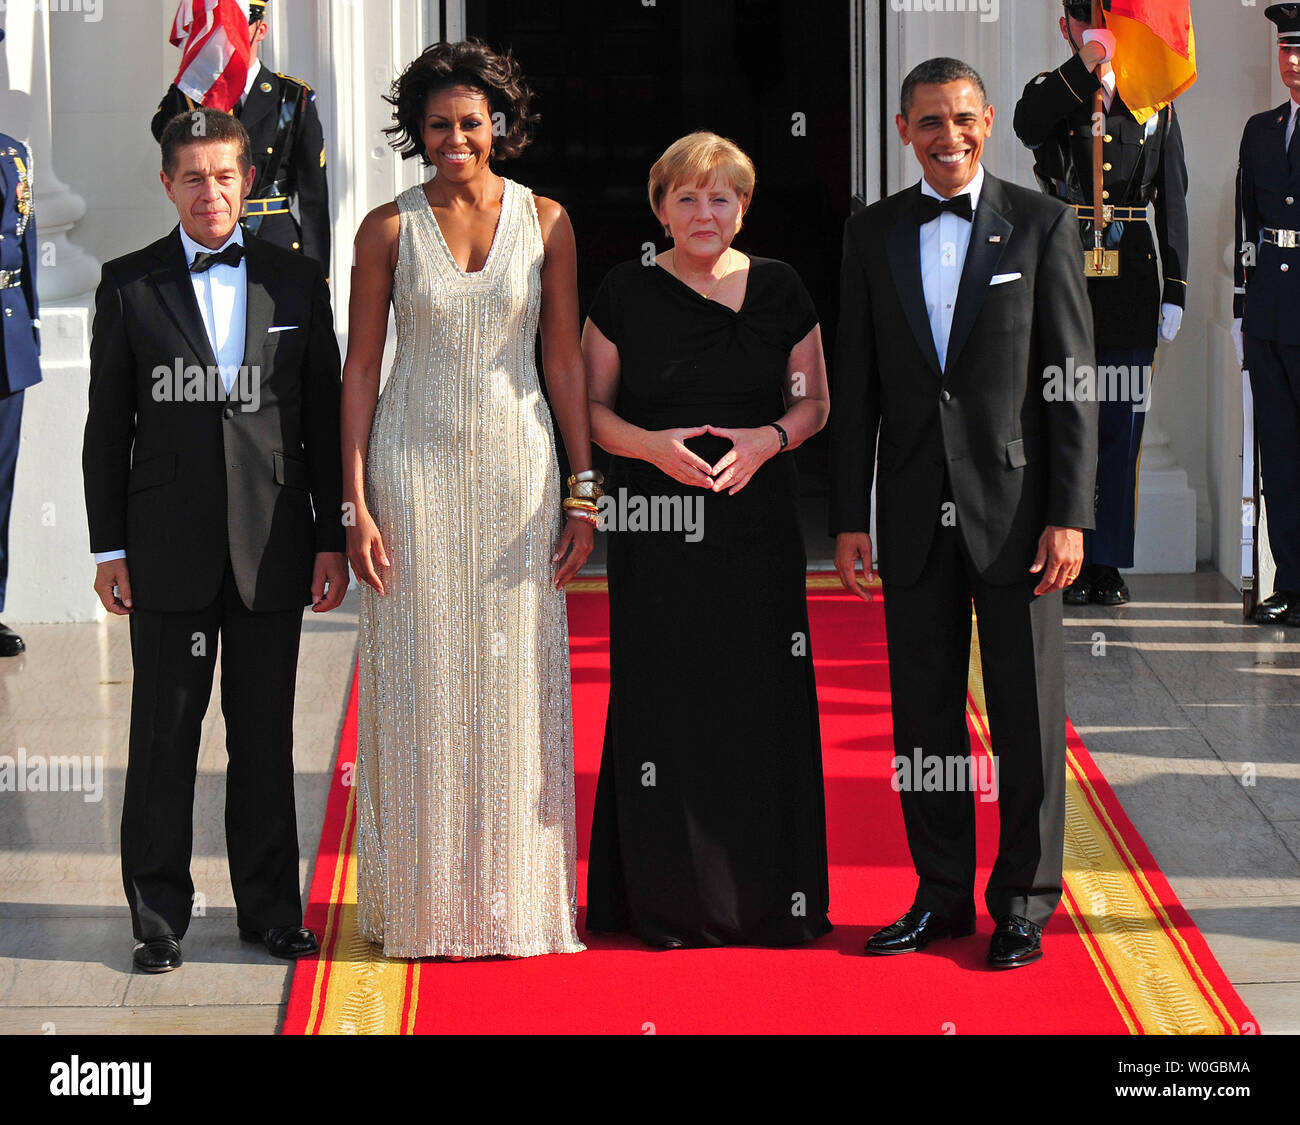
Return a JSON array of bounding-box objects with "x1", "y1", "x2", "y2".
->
[
  {"x1": 83, "y1": 229, "x2": 343, "y2": 613},
  {"x1": 830, "y1": 172, "x2": 1098, "y2": 587}
]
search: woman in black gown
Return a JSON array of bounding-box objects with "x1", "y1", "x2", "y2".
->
[{"x1": 583, "y1": 132, "x2": 832, "y2": 948}]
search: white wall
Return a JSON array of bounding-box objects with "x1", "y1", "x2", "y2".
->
[{"x1": 12, "y1": 0, "x2": 1287, "y2": 616}]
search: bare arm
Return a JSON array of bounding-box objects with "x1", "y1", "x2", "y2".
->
[
  {"x1": 536, "y1": 196, "x2": 594, "y2": 588},
  {"x1": 340, "y1": 202, "x2": 398, "y2": 595}
]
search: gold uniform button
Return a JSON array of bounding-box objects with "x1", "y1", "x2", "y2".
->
[
  {"x1": 1103, "y1": 162, "x2": 1113, "y2": 172},
  {"x1": 1104, "y1": 134, "x2": 1113, "y2": 143},
  {"x1": 1069, "y1": 129, "x2": 1075, "y2": 137},
  {"x1": 260, "y1": 82, "x2": 273, "y2": 93},
  {"x1": 266, "y1": 147, "x2": 274, "y2": 154},
  {"x1": 1102, "y1": 190, "x2": 1110, "y2": 200},
  {"x1": 292, "y1": 242, "x2": 301, "y2": 250}
]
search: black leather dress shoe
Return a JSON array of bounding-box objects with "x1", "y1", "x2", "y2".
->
[
  {"x1": 133, "y1": 934, "x2": 182, "y2": 973},
  {"x1": 1063, "y1": 567, "x2": 1094, "y2": 606},
  {"x1": 1092, "y1": 566, "x2": 1130, "y2": 607},
  {"x1": 0, "y1": 622, "x2": 25, "y2": 657},
  {"x1": 988, "y1": 915, "x2": 1043, "y2": 968},
  {"x1": 1253, "y1": 589, "x2": 1300, "y2": 624},
  {"x1": 864, "y1": 906, "x2": 976, "y2": 955},
  {"x1": 239, "y1": 924, "x2": 320, "y2": 959}
]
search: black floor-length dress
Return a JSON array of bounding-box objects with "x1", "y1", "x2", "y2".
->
[{"x1": 585, "y1": 256, "x2": 833, "y2": 947}]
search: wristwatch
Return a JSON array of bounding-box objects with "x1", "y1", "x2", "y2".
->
[{"x1": 770, "y1": 423, "x2": 789, "y2": 450}]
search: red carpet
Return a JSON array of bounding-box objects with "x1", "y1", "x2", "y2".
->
[{"x1": 284, "y1": 579, "x2": 1257, "y2": 1034}]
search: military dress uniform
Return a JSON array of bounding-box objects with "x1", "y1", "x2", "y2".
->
[
  {"x1": 1237, "y1": 4, "x2": 1300, "y2": 623},
  {"x1": 0, "y1": 133, "x2": 40, "y2": 652},
  {"x1": 1014, "y1": 41, "x2": 1189, "y2": 602},
  {"x1": 150, "y1": 65, "x2": 330, "y2": 277}
]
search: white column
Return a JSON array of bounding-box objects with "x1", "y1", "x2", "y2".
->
[
  {"x1": 1, "y1": 1, "x2": 102, "y2": 623},
  {"x1": 0, "y1": 0, "x2": 100, "y2": 301}
]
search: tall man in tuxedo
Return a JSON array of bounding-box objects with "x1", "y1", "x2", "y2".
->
[
  {"x1": 83, "y1": 109, "x2": 346, "y2": 973},
  {"x1": 831, "y1": 58, "x2": 1098, "y2": 968}
]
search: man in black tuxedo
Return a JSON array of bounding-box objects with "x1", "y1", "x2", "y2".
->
[
  {"x1": 831, "y1": 58, "x2": 1098, "y2": 968},
  {"x1": 82, "y1": 108, "x2": 347, "y2": 973}
]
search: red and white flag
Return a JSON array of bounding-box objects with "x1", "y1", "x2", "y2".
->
[{"x1": 169, "y1": 0, "x2": 253, "y2": 113}]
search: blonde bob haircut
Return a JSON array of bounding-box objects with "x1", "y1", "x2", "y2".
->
[{"x1": 648, "y1": 131, "x2": 756, "y2": 235}]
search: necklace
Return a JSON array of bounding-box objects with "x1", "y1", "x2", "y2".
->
[{"x1": 663, "y1": 248, "x2": 735, "y2": 301}]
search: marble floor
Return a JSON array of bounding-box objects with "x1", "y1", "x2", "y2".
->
[{"x1": 0, "y1": 567, "x2": 1296, "y2": 1034}]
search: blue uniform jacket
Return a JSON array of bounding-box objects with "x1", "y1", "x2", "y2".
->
[{"x1": 0, "y1": 134, "x2": 40, "y2": 396}]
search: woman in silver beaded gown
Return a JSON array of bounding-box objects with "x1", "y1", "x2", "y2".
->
[{"x1": 340, "y1": 42, "x2": 594, "y2": 958}]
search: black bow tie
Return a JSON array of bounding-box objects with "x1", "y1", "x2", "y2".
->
[
  {"x1": 918, "y1": 193, "x2": 974, "y2": 224},
  {"x1": 189, "y1": 244, "x2": 245, "y2": 274}
]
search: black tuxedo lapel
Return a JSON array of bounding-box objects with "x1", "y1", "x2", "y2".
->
[
  {"x1": 884, "y1": 185, "x2": 943, "y2": 378},
  {"x1": 945, "y1": 175, "x2": 1013, "y2": 378},
  {"x1": 241, "y1": 237, "x2": 276, "y2": 371},
  {"x1": 147, "y1": 229, "x2": 219, "y2": 370}
]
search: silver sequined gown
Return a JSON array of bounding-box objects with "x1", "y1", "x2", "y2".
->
[{"x1": 355, "y1": 179, "x2": 585, "y2": 958}]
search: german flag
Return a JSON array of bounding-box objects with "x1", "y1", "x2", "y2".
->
[{"x1": 1105, "y1": 0, "x2": 1198, "y2": 123}]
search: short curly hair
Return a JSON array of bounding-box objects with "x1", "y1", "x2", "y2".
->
[{"x1": 384, "y1": 39, "x2": 538, "y2": 164}]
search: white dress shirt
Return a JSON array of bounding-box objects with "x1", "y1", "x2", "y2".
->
[
  {"x1": 919, "y1": 164, "x2": 985, "y2": 372},
  {"x1": 179, "y1": 223, "x2": 248, "y2": 394},
  {"x1": 93, "y1": 225, "x2": 249, "y2": 565}
]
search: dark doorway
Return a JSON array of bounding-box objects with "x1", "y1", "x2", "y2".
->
[{"x1": 466, "y1": 0, "x2": 851, "y2": 505}]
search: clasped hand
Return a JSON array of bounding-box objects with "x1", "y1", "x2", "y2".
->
[{"x1": 645, "y1": 424, "x2": 780, "y2": 495}]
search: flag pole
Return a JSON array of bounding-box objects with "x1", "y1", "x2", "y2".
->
[{"x1": 1090, "y1": 0, "x2": 1107, "y2": 274}]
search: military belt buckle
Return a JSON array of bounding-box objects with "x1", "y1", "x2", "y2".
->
[
  {"x1": 1275, "y1": 229, "x2": 1299, "y2": 249},
  {"x1": 0, "y1": 270, "x2": 19, "y2": 289}
]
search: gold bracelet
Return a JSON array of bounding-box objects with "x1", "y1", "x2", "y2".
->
[
  {"x1": 567, "y1": 469, "x2": 605, "y2": 488},
  {"x1": 562, "y1": 498, "x2": 600, "y2": 513}
]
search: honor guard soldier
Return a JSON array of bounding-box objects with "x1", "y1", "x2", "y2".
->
[
  {"x1": 0, "y1": 38, "x2": 41, "y2": 657},
  {"x1": 1015, "y1": 0, "x2": 1189, "y2": 607},
  {"x1": 1236, "y1": 5, "x2": 1300, "y2": 626},
  {"x1": 150, "y1": 0, "x2": 330, "y2": 277}
]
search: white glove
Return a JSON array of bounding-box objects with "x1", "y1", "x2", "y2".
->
[
  {"x1": 1159, "y1": 304, "x2": 1183, "y2": 343},
  {"x1": 1082, "y1": 28, "x2": 1117, "y2": 65},
  {"x1": 1230, "y1": 318, "x2": 1245, "y2": 369}
]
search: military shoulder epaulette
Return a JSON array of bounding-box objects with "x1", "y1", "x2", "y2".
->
[{"x1": 275, "y1": 71, "x2": 313, "y2": 94}]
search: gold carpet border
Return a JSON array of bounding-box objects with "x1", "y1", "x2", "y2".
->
[
  {"x1": 967, "y1": 624, "x2": 1238, "y2": 1035},
  {"x1": 304, "y1": 782, "x2": 422, "y2": 1035}
]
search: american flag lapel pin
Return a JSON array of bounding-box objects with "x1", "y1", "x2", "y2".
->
[{"x1": 988, "y1": 235, "x2": 1002, "y2": 243}]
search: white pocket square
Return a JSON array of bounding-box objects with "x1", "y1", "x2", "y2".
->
[
  {"x1": 990, "y1": 272, "x2": 1022, "y2": 286},
  {"x1": 267, "y1": 325, "x2": 299, "y2": 333}
]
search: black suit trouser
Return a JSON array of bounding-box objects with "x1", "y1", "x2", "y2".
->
[
  {"x1": 1245, "y1": 335, "x2": 1300, "y2": 593},
  {"x1": 123, "y1": 558, "x2": 304, "y2": 940},
  {"x1": 881, "y1": 483, "x2": 1067, "y2": 927}
]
